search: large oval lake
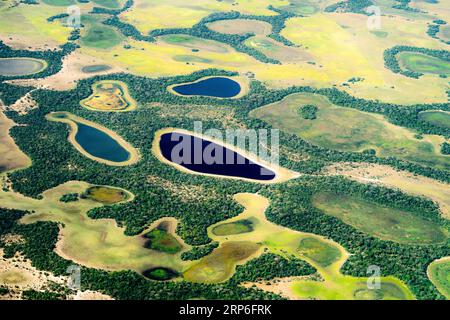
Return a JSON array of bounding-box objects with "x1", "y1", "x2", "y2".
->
[
  {"x1": 0, "y1": 58, "x2": 47, "y2": 76},
  {"x1": 159, "y1": 132, "x2": 276, "y2": 181},
  {"x1": 75, "y1": 121, "x2": 131, "y2": 163},
  {"x1": 171, "y1": 77, "x2": 241, "y2": 98}
]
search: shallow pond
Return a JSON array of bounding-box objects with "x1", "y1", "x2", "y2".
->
[{"x1": 0, "y1": 58, "x2": 47, "y2": 76}]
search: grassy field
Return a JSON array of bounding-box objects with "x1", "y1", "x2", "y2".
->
[
  {"x1": 80, "y1": 80, "x2": 137, "y2": 112},
  {"x1": 0, "y1": 3, "x2": 71, "y2": 49},
  {"x1": 183, "y1": 241, "x2": 261, "y2": 283},
  {"x1": 419, "y1": 111, "x2": 450, "y2": 129},
  {"x1": 211, "y1": 219, "x2": 255, "y2": 236},
  {"x1": 0, "y1": 181, "x2": 188, "y2": 273},
  {"x1": 250, "y1": 93, "x2": 449, "y2": 171},
  {"x1": 207, "y1": 193, "x2": 414, "y2": 299},
  {"x1": 83, "y1": 186, "x2": 131, "y2": 205},
  {"x1": 312, "y1": 192, "x2": 448, "y2": 245},
  {"x1": 326, "y1": 163, "x2": 450, "y2": 219},
  {"x1": 428, "y1": 257, "x2": 450, "y2": 299},
  {"x1": 119, "y1": 0, "x2": 286, "y2": 34},
  {"x1": 397, "y1": 52, "x2": 450, "y2": 76},
  {"x1": 0, "y1": 112, "x2": 31, "y2": 173}
]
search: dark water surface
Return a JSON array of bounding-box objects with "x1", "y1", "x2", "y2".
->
[{"x1": 159, "y1": 132, "x2": 276, "y2": 181}]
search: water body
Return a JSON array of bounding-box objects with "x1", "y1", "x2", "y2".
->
[
  {"x1": 171, "y1": 77, "x2": 241, "y2": 98},
  {"x1": 0, "y1": 58, "x2": 46, "y2": 76},
  {"x1": 75, "y1": 121, "x2": 130, "y2": 163},
  {"x1": 159, "y1": 132, "x2": 276, "y2": 181}
]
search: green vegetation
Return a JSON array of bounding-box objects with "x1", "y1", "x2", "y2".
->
[
  {"x1": 250, "y1": 93, "x2": 449, "y2": 171},
  {"x1": 229, "y1": 253, "x2": 316, "y2": 284},
  {"x1": 81, "y1": 24, "x2": 123, "y2": 49},
  {"x1": 428, "y1": 258, "x2": 450, "y2": 299},
  {"x1": 442, "y1": 142, "x2": 450, "y2": 155},
  {"x1": 211, "y1": 220, "x2": 254, "y2": 236},
  {"x1": 82, "y1": 186, "x2": 129, "y2": 204},
  {"x1": 419, "y1": 111, "x2": 450, "y2": 129},
  {"x1": 325, "y1": 0, "x2": 373, "y2": 14},
  {"x1": 181, "y1": 242, "x2": 219, "y2": 261},
  {"x1": 297, "y1": 237, "x2": 341, "y2": 267},
  {"x1": 142, "y1": 228, "x2": 182, "y2": 254},
  {"x1": 142, "y1": 267, "x2": 179, "y2": 281},
  {"x1": 398, "y1": 52, "x2": 450, "y2": 76},
  {"x1": 101, "y1": 4, "x2": 298, "y2": 64},
  {"x1": 297, "y1": 104, "x2": 318, "y2": 120},
  {"x1": 384, "y1": 46, "x2": 450, "y2": 78},
  {"x1": 59, "y1": 193, "x2": 79, "y2": 203},
  {"x1": 313, "y1": 192, "x2": 448, "y2": 244}
]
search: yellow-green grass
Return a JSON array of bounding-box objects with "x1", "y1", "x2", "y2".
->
[
  {"x1": 325, "y1": 162, "x2": 450, "y2": 219},
  {"x1": 79, "y1": 12, "x2": 449, "y2": 104},
  {"x1": 427, "y1": 257, "x2": 450, "y2": 299},
  {"x1": 297, "y1": 237, "x2": 341, "y2": 267},
  {"x1": 312, "y1": 192, "x2": 448, "y2": 245},
  {"x1": 419, "y1": 110, "x2": 450, "y2": 129},
  {"x1": 291, "y1": 275, "x2": 413, "y2": 300},
  {"x1": 80, "y1": 80, "x2": 137, "y2": 112},
  {"x1": 183, "y1": 241, "x2": 261, "y2": 284},
  {"x1": 397, "y1": 52, "x2": 450, "y2": 75},
  {"x1": 80, "y1": 23, "x2": 124, "y2": 50},
  {"x1": 119, "y1": 0, "x2": 286, "y2": 34},
  {"x1": 167, "y1": 75, "x2": 250, "y2": 99},
  {"x1": 0, "y1": 181, "x2": 189, "y2": 273},
  {"x1": 46, "y1": 112, "x2": 140, "y2": 166},
  {"x1": 0, "y1": 3, "x2": 72, "y2": 47},
  {"x1": 244, "y1": 36, "x2": 312, "y2": 63},
  {"x1": 211, "y1": 219, "x2": 255, "y2": 236},
  {"x1": 152, "y1": 127, "x2": 300, "y2": 185},
  {"x1": 250, "y1": 93, "x2": 449, "y2": 171},
  {"x1": 83, "y1": 185, "x2": 132, "y2": 205},
  {"x1": 206, "y1": 193, "x2": 414, "y2": 299},
  {"x1": 0, "y1": 58, "x2": 47, "y2": 77}
]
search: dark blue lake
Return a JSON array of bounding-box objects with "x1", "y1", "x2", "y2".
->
[
  {"x1": 75, "y1": 122, "x2": 130, "y2": 163},
  {"x1": 159, "y1": 132, "x2": 276, "y2": 181},
  {"x1": 171, "y1": 77, "x2": 241, "y2": 98}
]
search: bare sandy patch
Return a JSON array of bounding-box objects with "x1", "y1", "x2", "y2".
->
[
  {"x1": 325, "y1": 162, "x2": 450, "y2": 219},
  {"x1": 0, "y1": 249, "x2": 66, "y2": 300},
  {"x1": 0, "y1": 111, "x2": 31, "y2": 173},
  {"x1": 0, "y1": 34, "x2": 60, "y2": 51},
  {"x1": 71, "y1": 290, "x2": 114, "y2": 300},
  {"x1": 8, "y1": 51, "x2": 124, "y2": 91}
]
